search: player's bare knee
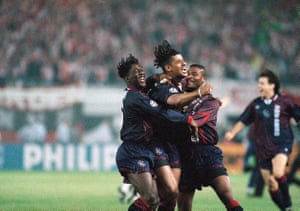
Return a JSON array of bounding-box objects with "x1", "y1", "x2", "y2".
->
[{"x1": 273, "y1": 172, "x2": 284, "y2": 179}]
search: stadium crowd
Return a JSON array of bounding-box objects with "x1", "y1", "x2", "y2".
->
[{"x1": 0, "y1": 0, "x2": 298, "y2": 88}]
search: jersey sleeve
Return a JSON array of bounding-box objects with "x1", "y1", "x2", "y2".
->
[
  {"x1": 129, "y1": 91, "x2": 188, "y2": 124},
  {"x1": 238, "y1": 99, "x2": 257, "y2": 125},
  {"x1": 147, "y1": 83, "x2": 179, "y2": 105}
]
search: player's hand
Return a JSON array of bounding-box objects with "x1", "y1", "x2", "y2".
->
[
  {"x1": 159, "y1": 74, "x2": 173, "y2": 85},
  {"x1": 188, "y1": 119, "x2": 199, "y2": 142},
  {"x1": 224, "y1": 131, "x2": 234, "y2": 142},
  {"x1": 151, "y1": 73, "x2": 172, "y2": 85},
  {"x1": 199, "y1": 83, "x2": 213, "y2": 96}
]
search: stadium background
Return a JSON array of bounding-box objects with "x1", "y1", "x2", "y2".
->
[{"x1": 0, "y1": 0, "x2": 299, "y2": 173}]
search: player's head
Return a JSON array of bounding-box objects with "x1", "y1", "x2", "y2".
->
[
  {"x1": 117, "y1": 54, "x2": 146, "y2": 88},
  {"x1": 153, "y1": 40, "x2": 187, "y2": 80},
  {"x1": 185, "y1": 64, "x2": 206, "y2": 91},
  {"x1": 258, "y1": 69, "x2": 280, "y2": 98}
]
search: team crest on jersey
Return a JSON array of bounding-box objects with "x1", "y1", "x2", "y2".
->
[
  {"x1": 150, "y1": 100, "x2": 158, "y2": 107},
  {"x1": 137, "y1": 160, "x2": 146, "y2": 168},
  {"x1": 262, "y1": 109, "x2": 271, "y2": 118},
  {"x1": 169, "y1": 87, "x2": 179, "y2": 94}
]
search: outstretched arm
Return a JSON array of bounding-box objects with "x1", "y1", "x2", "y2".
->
[{"x1": 224, "y1": 121, "x2": 246, "y2": 141}]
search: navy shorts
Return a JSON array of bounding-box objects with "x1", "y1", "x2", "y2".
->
[
  {"x1": 179, "y1": 145, "x2": 227, "y2": 193},
  {"x1": 151, "y1": 141, "x2": 181, "y2": 169},
  {"x1": 116, "y1": 141, "x2": 156, "y2": 182},
  {"x1": 259, "y1": 144, "x2": 292, "y2": 170}
]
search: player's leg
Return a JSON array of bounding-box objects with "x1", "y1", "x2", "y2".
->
[
  {"x1": 153, "y1": 142, "x2": 181, "y2": 211},
  {"x1": 127, "y1": 172, "x2": 160, "y2": 211},
  {"x1": 177, "y1": 191, "x2": 195, "y2": 211},
  {"x1": 156, "y1": 166, "x2": 180, "y2": 211},
  {"x1": 116, "y1": 142, "x2": 159, "y2": 211},
  {"x1": 210, "y1": 175, "x2": 243, "y2": 211},
  {"x1": 254, "y1": 170, "x2": 265, "y2": 196},
  {"x1": 260, "y1": 168, "x2": 285, "y2": 210},
  {"x1": 272, "y1": 153, "x2": 292, "y2": 209},
  {"x1": 177, "y1": 153, "x2": 197, "y2": 211},
  {"x1": 201, "y1": 146, "x2": 243, "y2": 210},
  {"x1": 156, "y1": 166, "x2": 180, "y2": 197},
  {"x1": 246, "y1": 166, "x2": 258, "y2": 196}
]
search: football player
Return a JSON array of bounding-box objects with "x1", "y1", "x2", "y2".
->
[{"x1": 225, "y1": 69, "x2": 300, "y2": 211}]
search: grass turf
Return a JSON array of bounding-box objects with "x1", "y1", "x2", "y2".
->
[{"x1": 0, "y1": 171, "x2": 299, "y2": 210}]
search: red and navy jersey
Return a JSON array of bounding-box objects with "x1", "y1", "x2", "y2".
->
[
  {"x1": 186, "y1": 95, "x2": 220, "y2": 145},
  {"x1": 120, "y1": 87, "x2": 189, "y2": 144},
  {"x1": 239, "y1": 94, "x2": 300, "y2": 160}
]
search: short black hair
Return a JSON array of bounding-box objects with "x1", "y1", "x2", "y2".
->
[
  {"x1": 189, "y1": 64, "x2": 206, "y2": 77},
  {"x1": 259, "y1": 69, "x2": 280, "y2": 94},
  {"x1": 190, "y1": 64, "x2": 206, "y2": 70},
  {"x1": 117, "y1": 54, "x2": 139, "y2": 79},
  {"x1": 153, "y1": 40, "x2": 179, "y2": 69}
]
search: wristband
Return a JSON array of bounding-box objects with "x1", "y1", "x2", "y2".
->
[
  {"x1": 187, "y1": 115, "x2": 193, "y2": 124},
  {"x1": 198, "y1": 87, "x2": 202, "y2": 98}
]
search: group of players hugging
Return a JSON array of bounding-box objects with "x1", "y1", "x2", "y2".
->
[{"x1": 115, "y1": 40, "x2": 300, "y2": 211}]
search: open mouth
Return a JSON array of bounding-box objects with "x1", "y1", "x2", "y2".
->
[
  {"x1": 138, "y1": 75, "x2": 145, "y2": 83},
  {"x1": 187, "y1": 79, "x2": 195, "y2": 86},
  {"x1": 258, "y1": 89, "x2": 264, "y2": 96}
]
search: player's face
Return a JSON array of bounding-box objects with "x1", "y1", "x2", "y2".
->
[
  {"x1": 164, "y1": 54, "x2": 187, "y2": 80},
  {"x1": 127, "y1": 64, "x2": 146, "y2": 88},
  {"x1": 258, "y1": 76, "x2": 275, "y2": 98},
  {"x1": 187, "y1": 66, "x2": 205, "y2": 89}
]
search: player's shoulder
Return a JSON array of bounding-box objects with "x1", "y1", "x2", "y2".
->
[
  {"x1": 206, "y1": 95, "x2": 220, "y2": 105},
  {"x1": 125, "y1": 89, "x2": 146, "y2": 103},
  {"x1": 276, "y1": 94, "x2": 295, "y2": 105},
  {"x1": 278, "y1": 93, "x2": 293, "y2": 100}
]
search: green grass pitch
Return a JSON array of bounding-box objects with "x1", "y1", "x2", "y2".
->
[{"x1": 0, "y1": 171, "x2": 299, "y2": 211}]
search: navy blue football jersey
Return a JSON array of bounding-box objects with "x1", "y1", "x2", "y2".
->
[
  {"x1": 239, "y1": 94, "x2": 300, "y2": 160},
  {"x1": 147, "y1": 82, "x2": 182, "y2": 110},
  {"x1": 120, "y1": 87, "x2": 189, "y2": 143},
  {"x1": 147, "y1": 82, "x2": 190, "y2": 143}
]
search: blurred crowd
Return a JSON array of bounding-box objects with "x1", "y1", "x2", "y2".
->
[{"x1": 0, "y1": 0, "x2": 298, "y2": 88}]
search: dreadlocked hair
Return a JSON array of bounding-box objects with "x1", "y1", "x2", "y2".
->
[
  {"x1": 153, "y1": 40, "x2": 179, "y2": 69},
  {"x1": 117, "y1": 54, "x2": 139, "y2": 79}
]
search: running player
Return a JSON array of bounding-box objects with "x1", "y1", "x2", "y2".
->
[
  {"x1": 146, "y1": 40, "x2": 212, "y2": 211},
  {"x1": 115, "y1": 54, "x2": 198, "y2": 211},
  {"x1": 224, "y1": 69, "x2": 300, "y2": 211},
  {"x1": 177, "y1": 64, "x2": 243, "y2": 211}
]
